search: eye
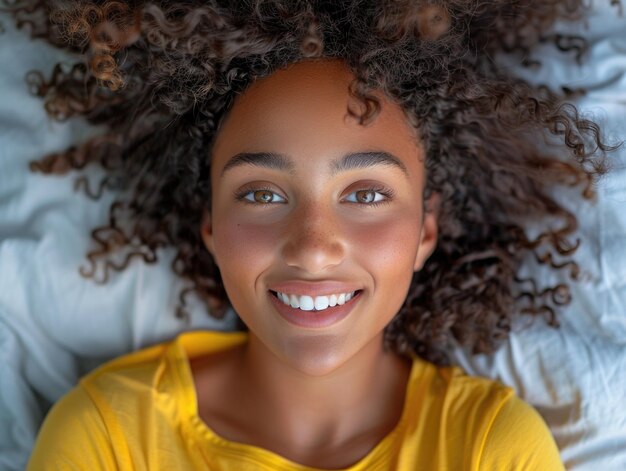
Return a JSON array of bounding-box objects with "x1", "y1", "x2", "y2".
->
[
  {"x1": 239, "y1": 188, "x2": 286, "y2": 204},
  {"x1": 344, "y1": 187, "x2": 394, "y2": 207}
]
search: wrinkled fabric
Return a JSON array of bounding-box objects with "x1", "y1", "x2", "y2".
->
[
  {"x1": 27, "y1": 331, "x2": 564, "y2": 471},
  {"x1": 449, "y1": 4, "x2": 626, "y2": 470}
]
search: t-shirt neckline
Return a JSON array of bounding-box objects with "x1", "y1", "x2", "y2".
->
[{"x1": 170, "y1": 330, "x2": 425, "y2": 471}]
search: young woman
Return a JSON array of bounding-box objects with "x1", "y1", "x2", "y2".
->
[{"x1": 9, "y1": 0, "x2": 611, "y2": 469}]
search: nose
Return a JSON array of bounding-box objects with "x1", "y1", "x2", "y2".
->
[{"x1": 281, "y1": 201, "x2": 346, "y2": 273}]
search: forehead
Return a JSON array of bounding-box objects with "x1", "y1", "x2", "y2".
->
[{"x1": 211, "y1": 59, "x2": 422, "y2": 176}]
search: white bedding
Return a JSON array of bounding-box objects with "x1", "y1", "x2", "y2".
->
[{"x1": 0, "y1": 2, "x2": 625, "y2": 470}]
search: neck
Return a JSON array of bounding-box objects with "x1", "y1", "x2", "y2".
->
[{"x1": 232, "y1": 332, "x2": 412, "y2": 453}]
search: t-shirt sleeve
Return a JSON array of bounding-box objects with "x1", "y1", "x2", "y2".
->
[
  {"x1": 478, "y1": 394, "x2": 565, "y2": 470},
  {"x1": 27, "y1": 385, "x2": 118, "y2": 470}
]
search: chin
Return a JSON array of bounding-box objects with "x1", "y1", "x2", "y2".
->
[{"x1": 277, "y1": 340, "x2": 351, "y2": 377}]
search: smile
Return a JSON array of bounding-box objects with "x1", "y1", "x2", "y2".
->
[{"x1": 270, "y1": 290, "x2": 359, "y2": 312}]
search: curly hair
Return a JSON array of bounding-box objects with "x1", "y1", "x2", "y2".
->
[{"x1": 4, "y1": 0, "x2": 617, "y2": 365}]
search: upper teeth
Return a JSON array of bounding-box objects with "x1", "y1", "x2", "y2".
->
[{"x1": 275, "y1": 291, "x2": 357, "y2": 311}]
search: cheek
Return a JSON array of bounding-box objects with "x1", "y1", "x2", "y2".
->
[
  {"x1": 349, "y1": 215, "x2": 421, "y2": 318},
  {"x1": 214, "y1": 219, "x2": 278, "y2": 275},
  {"x1": 348, "y1": 216, "x2": 420, "y2": 273}
]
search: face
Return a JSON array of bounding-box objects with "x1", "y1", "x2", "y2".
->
[{"x1": 202, "y1": 59, "x2": 437, "y2": 376}]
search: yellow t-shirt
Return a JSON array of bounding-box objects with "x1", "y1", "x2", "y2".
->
[{"x1": 27, "y1": 331, "x2": 564, "y2": 470}]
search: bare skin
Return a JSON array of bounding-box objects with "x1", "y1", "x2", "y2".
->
[
  {"x1": 192, "y1": 58, "x2": 437, "y2": 468},
  {"x1": 190, "y1": 341, "x2": 412, "y2": 467}
]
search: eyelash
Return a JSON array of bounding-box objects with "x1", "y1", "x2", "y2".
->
[
  {"x1": 235, "y1": 186, "x2": 284, "y2": 206},
  {"x1": 344, "y1": 186, "x2": 394, "y2": 207},
  {"x1": 233, "y1": 185, "x2": 395, "y2": 208}
]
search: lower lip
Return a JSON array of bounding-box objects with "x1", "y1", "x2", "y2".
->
[{"x1": 268, "y1": 291, "x2": 362, "y2": 329}]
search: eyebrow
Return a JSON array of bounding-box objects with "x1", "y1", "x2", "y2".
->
[
  {"x1": 220, "y1": 151, "x2": 409, "y2": 178},
  {"x1": 221, "y1": 152, "x2": 295, "y2": 176},
  {"x1": 331, "y1": 151, "x2": 409, "y2": 177}
]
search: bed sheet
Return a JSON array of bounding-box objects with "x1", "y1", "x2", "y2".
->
[
  {"x1": 447, "y1": 5, "x2": 626, "y2": 469},
  {"x1": 0, "y1": 2, "x2": 625, "y2": 470},
  {"x1": 0, "y1": 15, "x2": 239, "y2": 468}
]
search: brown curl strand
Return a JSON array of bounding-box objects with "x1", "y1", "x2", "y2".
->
[{"x1": 4, "y1": 0, "x2": 622, "y2": 365}]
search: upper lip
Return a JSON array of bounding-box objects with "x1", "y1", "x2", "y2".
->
[{"x1": 267, "y1": 281, "x2": 363, "y2": 297}]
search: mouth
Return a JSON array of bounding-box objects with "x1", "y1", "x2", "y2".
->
[
  {"x1": 269, "y1": 289, "x2": 363, "y2": 311},
  {"x1": 267, "y1": 289, "x2": 363, "y2": 329}
]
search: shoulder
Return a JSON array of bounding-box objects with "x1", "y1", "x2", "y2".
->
[
  {"x1": 50, "y1": 337, "x2": 186, "y2": 445},
  {"x1": 423, "y1": 362, "x2": 564, "y2": 470},
  {"x1": 419, "y1": 361, "x2": 517, "y2": 423},
  {"x1": 478, "y1": 392, "x2": 565, "y2": 470},
  {"x1": 84, "y1": 339, "x2": 173, "y2": 382},
  {"x1": 28, "y1": 337, "x2": 188, "y2": 470},
  {"x1": 80, "y1": 330, "x2": 248, "y2": 405},
  {"x1": 27, "y1": 385, "x2": 119, "y2": 469}
]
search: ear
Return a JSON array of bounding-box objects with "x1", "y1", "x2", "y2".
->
[
  {"x1": 200, "y1": 209, "x2": 217, "y2": 265},
  {"x1": 413, "y1": 193, "x2": 439, "y2": 272}
]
